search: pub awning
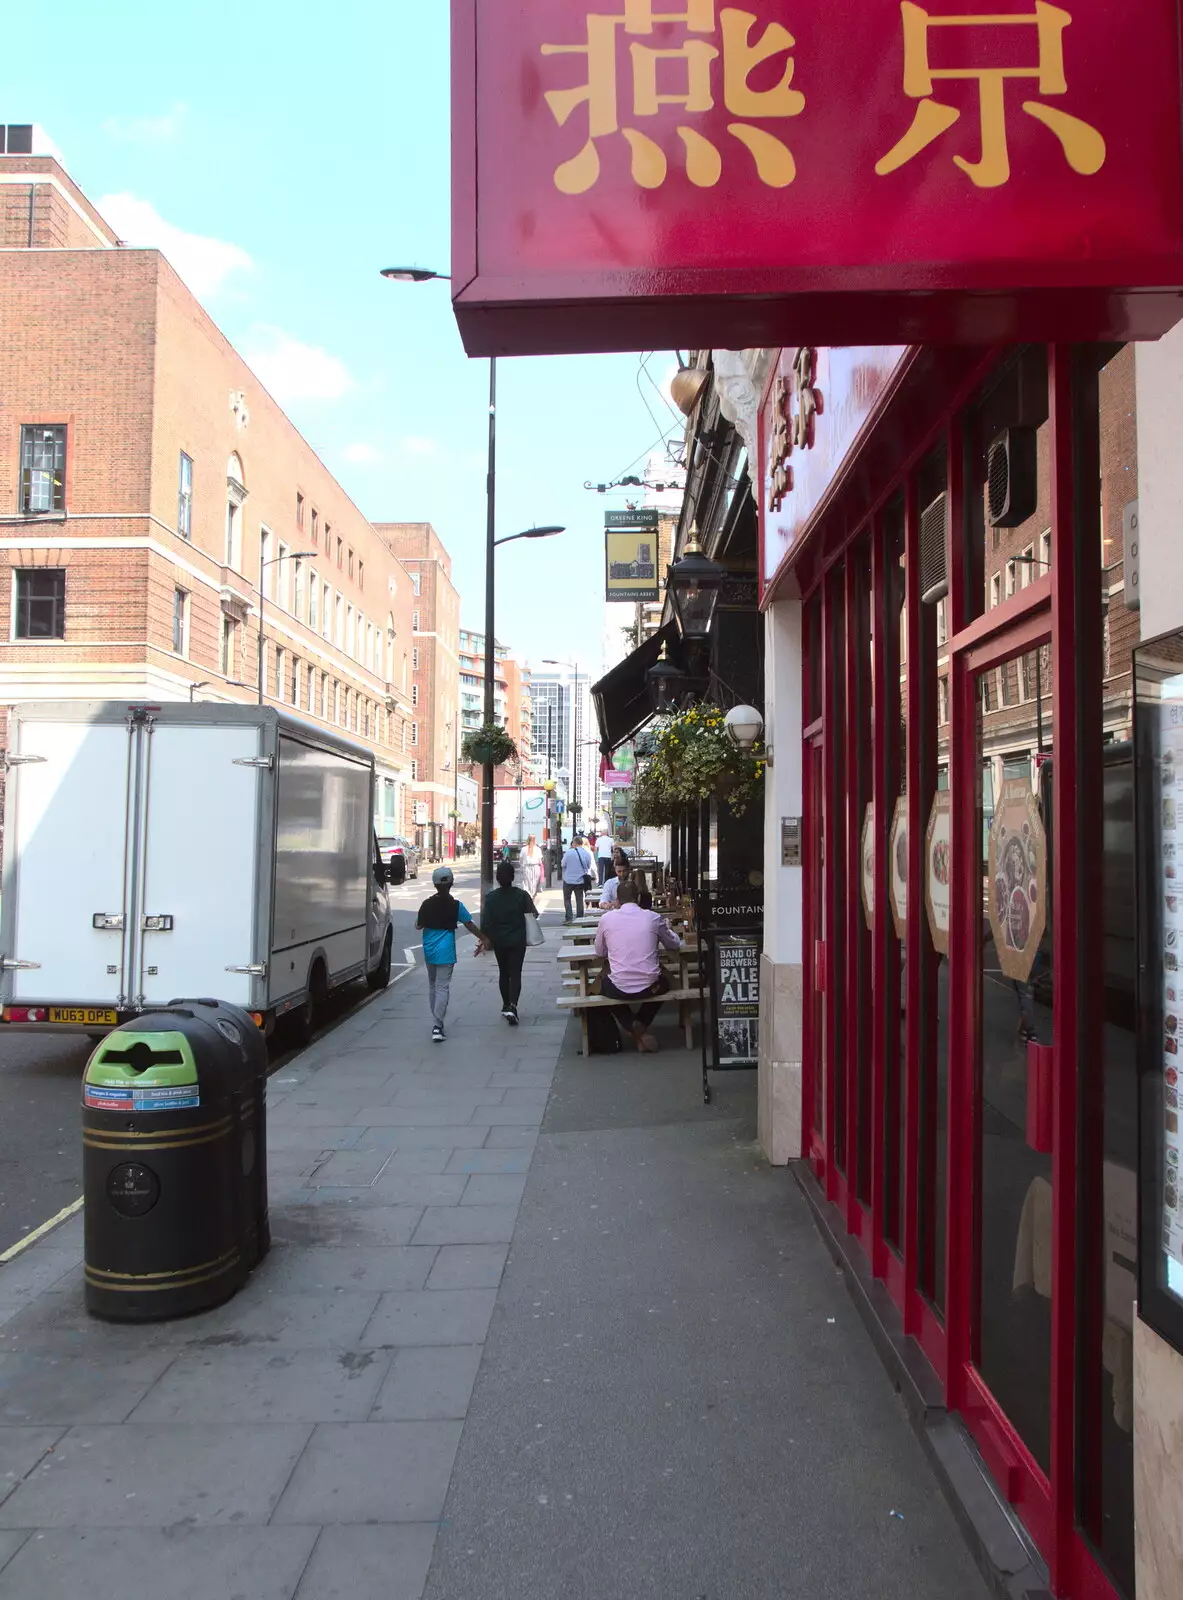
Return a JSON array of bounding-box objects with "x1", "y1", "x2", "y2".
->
[{"x1": 591, "y1": 623, "x2": 676, "y2": 755}]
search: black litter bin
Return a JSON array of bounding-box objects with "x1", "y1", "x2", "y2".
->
[{"x1": 82, "y1": 998, "x2": 270, "y2": 1322}]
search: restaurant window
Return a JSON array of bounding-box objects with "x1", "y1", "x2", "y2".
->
[
  {"x1": 13, "y1": 568, "x2": 65, "y2": 639},
  {"x1": 19, "y1": 425, "x2": 66, "y2": 513},
  {"x1": 178, "y1": 452, "x2": 193, "y2": 538},
  {"x1": 882, "y1": 503, "x2": 906, "y2": 1251}
]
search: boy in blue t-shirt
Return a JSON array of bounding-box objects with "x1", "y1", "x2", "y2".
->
[{"x1": 416, "y1": 866, "x2": 487, "y2": 1041}]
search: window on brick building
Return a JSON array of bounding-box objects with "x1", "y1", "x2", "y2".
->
[
  {"x1": 322, "y1": 582, "x2": 332, "y2": 640},
  {"x1": 296, "y1": 492, "x2": 305, "y2": 530},
  {"x1": 225, "y1": 455, "x2": 246, "y2": 570},
  {"x1": 310, "y1": 507, "x2": 318, "y2": 545},
  {"x1": 275, "y1": 646, "x2": 285, "y2": 701},
  {"x1": 411, "y1": 571, "x2": 421, "y2": 596},
  {"x1": 346, "y1": 605, "x2": 355, "y2": 658},
  {"x1": 294, "y1": 558, "x2": 306, "y2": 619},
  {"x1": 412, "y1": 646, "x2": 419, "y2": 671},
  {"x1": 277, "y1": 543, "x2": 290, "y2": 610},
  {"x1": 411, "y1": 722, "x2": 418, "y2": 746},
  {"x1": 13, "y1": 568, "x2": 65, "y2": 639},
  {"x1": 19, "y1": 425, "x2": 66, "y2": 514},
  {"x1": 411, "y1": 684, "x2": 419, "y2": 708},
  {"x1": 358, "y1": 559, "x2": 364, "y2": 591},
  {"x1": 172, "y1": 588, "x2": 189, "y2": 656},
  {"x1": 411, "y1": 759, "x2": 418, "y2": 782},
  {"x1": 412, "y1": 611, "x2": 420, "y2": 632},
  {"x1": 337, "y1": 536, "x2": 344, "y2": 570},
  {"x1": 178, "y1": 453, "x2": 193, "y2": 538},
  {"x1": 292, "y1": 657, "x2": 301, "y2": 708},
  {"x1": 308, "y1": 569, "x2": 319, "y2": 631},
  {"x1": 348, "y1": 547, "x2": 355, "y2": 580},
  {"x1": 220, "y1": 617, "x2": 237, "y2": 678},
  {"x1": 335, "y1": 594, "x2": 344, "y2": 648}
]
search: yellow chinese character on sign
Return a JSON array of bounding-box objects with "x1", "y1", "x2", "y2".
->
[
  {"x1": 541, "y1": 2, "x2": 805, "y2": 193},
  {"x1": 876, "y1": 2, "x2": 1106, "y2": 188}
]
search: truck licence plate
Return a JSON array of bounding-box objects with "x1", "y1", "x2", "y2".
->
[{"x1": 49, "y1": 1008, "x2": 117, "y2": 1026}]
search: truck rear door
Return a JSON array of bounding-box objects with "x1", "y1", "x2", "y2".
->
[
  {"x1": 5, "y1": 715, "x2": 131, "y2": 1008},
  {"x1": 135, "y1": 722, "x2": 262, "y2": 1008}
]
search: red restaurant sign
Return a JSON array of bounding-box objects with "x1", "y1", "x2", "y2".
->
[{"x1": 452, "y1": 0, "x2": 1183, "y2": 354}]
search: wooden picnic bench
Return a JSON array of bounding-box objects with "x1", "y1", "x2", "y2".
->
[{"x1": 554, "y1": 942, "x2": 702, "y2": 1056}]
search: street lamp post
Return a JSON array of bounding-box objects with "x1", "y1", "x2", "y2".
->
[
  {"x1": 258, "y1": 549, "x2": 315, "y2": 705},
  {"x1": 381, "y1": 265, "x2": 563, "y2": 892}
]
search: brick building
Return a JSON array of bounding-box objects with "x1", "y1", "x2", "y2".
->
[
  {"x1": 0, "y1": 136, "x2": 417, "y2": 840},
  {"x1": 374, "y1": 524, "x2": 461, "y2": 861}
]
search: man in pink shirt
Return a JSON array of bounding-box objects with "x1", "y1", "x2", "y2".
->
[{"x1": 594, "y1": 879, "x2": 682, "y2": 1052}]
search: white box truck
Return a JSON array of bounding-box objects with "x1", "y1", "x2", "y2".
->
[{"x1": 0, "y1": 701, "x2": 394, "y2": 1040}]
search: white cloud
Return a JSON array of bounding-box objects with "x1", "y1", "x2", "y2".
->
[
  {"x1": 341, "y1": 442, "x2": 386, "y2": 465},
  {"x1": 103, "y1": 103, "x2": 188, "y2": 143},
  {"x1": 95, "y1": 193, "x2": 252, "y2": 298},
  {"x1": 399, "y1": 435, "x2": 441, "y2": 458},
  {"x1": 241, "y1": 325, "x2": 356, "y2": 404}
]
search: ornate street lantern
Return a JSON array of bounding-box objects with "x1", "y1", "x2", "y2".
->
[
  {"x1": 667, "y1": 535, "x2": 726, "y2": 641},
  {"x1": 646, "y1": 644, "x2": 688, "y2": 713}
]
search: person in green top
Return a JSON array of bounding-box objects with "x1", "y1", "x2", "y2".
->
[{"x1": 480, "y1": 860, "x2": 540, "y2": 1026}]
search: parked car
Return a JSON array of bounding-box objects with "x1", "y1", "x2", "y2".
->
[{"x1": 378, "y1": 834, "x2": 420, "y2": 883}]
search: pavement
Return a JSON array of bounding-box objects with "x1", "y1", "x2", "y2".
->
[{"x1": 0, "y1": 877, "x2": 990, "y2": 1599}]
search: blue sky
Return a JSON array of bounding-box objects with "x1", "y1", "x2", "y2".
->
[{"x1": 3, "y1": 0, "x2": 682, "y2": 674}]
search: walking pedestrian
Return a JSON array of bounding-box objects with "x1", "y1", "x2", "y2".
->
[
  {"x1": 479, "y1": 860, "x2": 540, "y2": 1026},
  {"x1": 594, "y1": 879, "x2": 681, "y2": 1052},
  {"x1": 561, "y1": 833, "x2": 594, "y2": 923},
  {"x1": 415, "y1": 866, "x2": 487, "y2": 1042},
  {"x1": 520, "y1": 833, "x2": 544, "y2": 898},
  {"x1": 595, "y1": 827, "x2": 616, "y2": 885}
]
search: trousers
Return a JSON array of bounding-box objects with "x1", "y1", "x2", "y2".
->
[
  {"x1": 562, "y1": 880, "x2": 586, "y2": 920},
  {"x1": 494, "y1": 943, "x2": 527, "y2": 1008},
  {"x1": 597, "y1": 857, "x2": 612, "y2": 885},
  {"x1": 426, "y1": 962, "x2": 454, "y2": 1025},
  {"x1": 601, "y1": 970, "x2": 671, "y2": 1030}
]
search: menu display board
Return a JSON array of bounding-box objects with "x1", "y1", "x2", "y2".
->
[
  {"x1": 889, "y1": 796, "x2": 907, "y2": 942},
  {"x1": 987, "y1": 778, "x2": 1047, "y2": 984},
  {"x1": 925, "y1": 790, "x2": 952, "y2": 956},
  {"x1": 694, "y1": 885, "x2": 764, "y2": 1106},
  {"x1": 860, "y1": 803, "x2": 875, "y2": 932},
  {"x1": 1135, "y1": 632, "x2": 1183, "y2": 1352}
]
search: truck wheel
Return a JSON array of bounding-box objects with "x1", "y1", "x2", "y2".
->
[
  {"x1": 367, "y1": 931, "x2": 393, "y2": 991},
  {"x1": 294, "y1": 961, "x2": 327, "y2": 1044}
]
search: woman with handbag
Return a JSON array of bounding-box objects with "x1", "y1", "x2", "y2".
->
[
  {"x1": 520, "y1": 833, "x2": 544, "y2": 898},
  {"x1": 479, "y1": 861, "x2": 541, "y2": 1026}
]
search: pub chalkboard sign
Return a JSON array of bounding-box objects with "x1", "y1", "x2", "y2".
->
[{"x1": 694, "y1": 885, "x2": 763, "y2": 1104}]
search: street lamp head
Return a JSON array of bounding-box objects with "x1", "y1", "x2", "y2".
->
[
  {"x1": 667, "y1": 532, "x2": 726, "y2": 641},
  {"x1": 724, "y1": 704, "x2": 764, "y2": 753},
  {"x1": 380, "y1": 266, "x2": 451, "y2": 282},
  {"x1": 520, "y1": 524, "x2": 564, "y2": 539}
]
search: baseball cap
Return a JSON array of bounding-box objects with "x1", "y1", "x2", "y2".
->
[{"x1": 432, "y1": 866, "x2": 454, "y2": 887}]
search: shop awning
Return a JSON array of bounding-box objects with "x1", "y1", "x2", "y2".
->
[{"x1": 591, "y1": 624, "x2": 676, "y2": 755}]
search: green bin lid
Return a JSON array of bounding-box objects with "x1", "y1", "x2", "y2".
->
[{"x1": 85, "y1": 1031, "x2": 199, "y2": 1088}]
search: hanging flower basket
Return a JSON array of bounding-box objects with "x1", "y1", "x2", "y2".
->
[
  {"x1": 632, "y1": 702, "x2": 765, "y2": 821},
  {"x1": 461, "y1": 723, "x2": 518, "y2": 768}
]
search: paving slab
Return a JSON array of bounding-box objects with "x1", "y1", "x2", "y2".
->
[
  {"x1": 270, "y1": 1205, "x2": 423, "y2": 1249},
  {"x1": 0, "y1": 1422, "x2": 311, "y2": 1527},
  {"x1": 256, "y1": 1246, "x2": 436, "y2": 1295},
  {"x1": 460, "y1": 1175, "x2": 528, "y2": 1207},
  {"x1": 129, "y1": 1346, "x2": 392, "y2": 1424},
  {"x1": 0, "y1": 1526, "x2": 319, "y2": 1600},
  {"x1": 0, "y1": 1428, "x2": 63, "y2": 1508},
  {"x1": 294, "y1": 1524, "x2": 437, "y2": 1600},
  {"x1": 0, "y1": 1350, "x2": 175, "y2": 1425},
  {"x1": 360, "y1": 1289, "x2": 497, "y2": 1348},
  {"x1": 445, "y1": 1148, "x2": 532, "y2": 1174},
  {"x1": 350, "y1": 1125, "x2": 490, "y2": 1150},
  {"x1": 425, "y1": 1244, "x2": 509, "y2": 1291},
  {"x1": 272, "y1": 1421, "x2": 462, "y2": 1524},
  {"x1": 411, "y1": 1206, "x2": 520, "y2": 1246},
  {"x1": 0, "y1": 1530, "x2": 29, "y2": 1571},
  {"x1": 370, "y1": 1346, "x2": 484, "y2": 1422}
]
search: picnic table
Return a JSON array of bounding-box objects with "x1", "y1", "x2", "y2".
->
[{"x1": 554, "y1": 938, "x2": 702, "y2": 1055}]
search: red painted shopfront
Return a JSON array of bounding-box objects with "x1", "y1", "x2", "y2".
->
[{"x1": 759, "y1": 343, "x2": 1140, "y2": 1599}]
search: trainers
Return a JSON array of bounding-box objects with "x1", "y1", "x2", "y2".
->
[
  {"x1": 501, "y1": 1005, "x2": 515, "y2": 1018},
  {"x1": 506, "y1": 1006, "x2": 519, "y2": 1026},
  {"x1": 431, "y1": 1024, "x2": 444, "y2": 1042}
]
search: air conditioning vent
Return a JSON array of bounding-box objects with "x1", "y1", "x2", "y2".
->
[
  {"x1": 919, "y1": 492, "x2": 948, "y2": 605},
  {"x1": 987, "y1": 427, "x2": 1038, "y2": 528}
]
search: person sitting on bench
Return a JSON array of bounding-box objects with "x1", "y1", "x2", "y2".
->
[{"x1": 594, "y1": 879, "x2": 681, "y2": 1053}]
